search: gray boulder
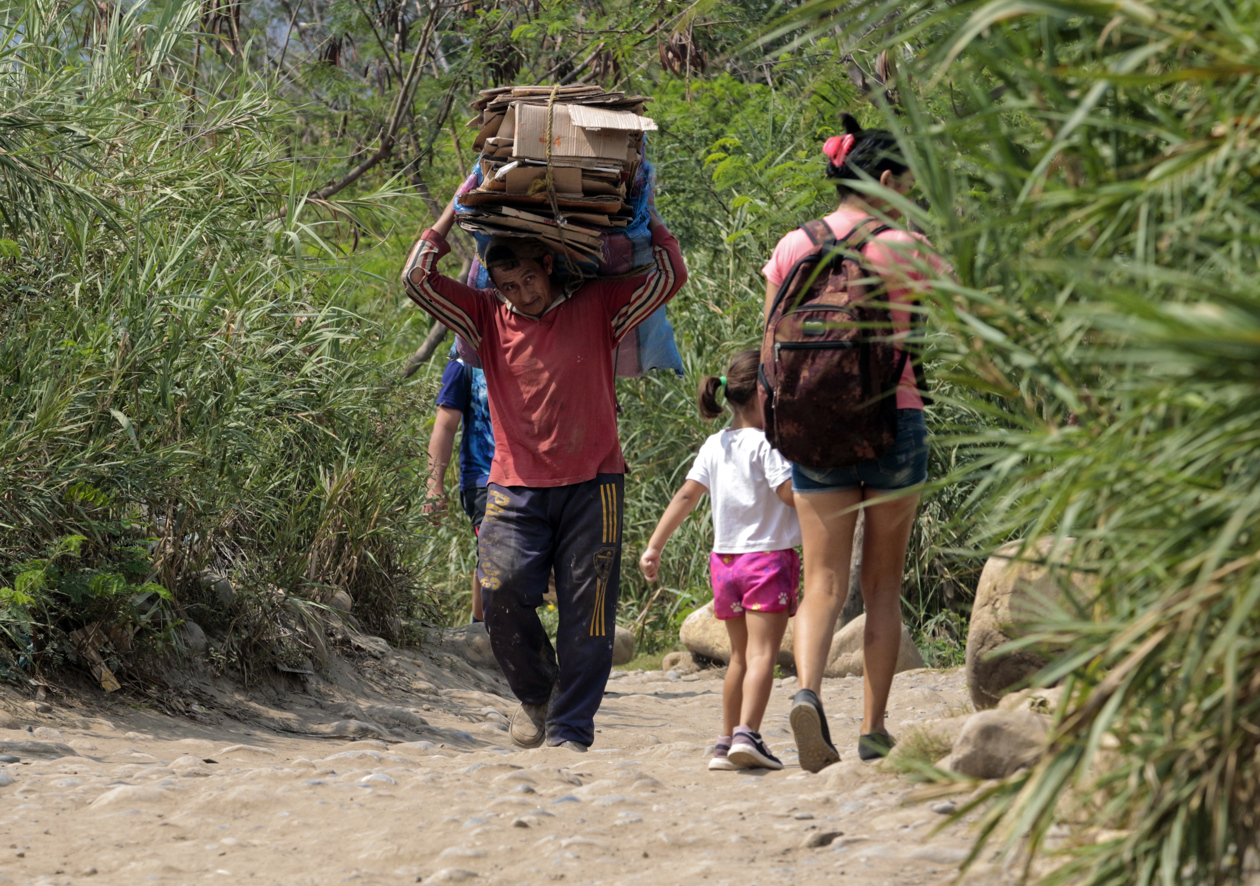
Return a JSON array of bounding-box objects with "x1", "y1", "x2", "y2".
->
[
  {"x1": 965, "y1": 537, "x2": 1093, "y2": 709},
  {"x1": 679, "y1": 602, "x2": 795, "y2": 667},
  {"x1": 435, "y1": 622, "x2": 499, "y2": 670},
  {"x1": 822, "y1": 613, "x2": 924, "y2": 678},
  {"x1": 612, "y1": 625, "x2": 636, "y2": 666},
  {"x1": 937, "y1": 709, "x2": 1049, "y2": 779}
]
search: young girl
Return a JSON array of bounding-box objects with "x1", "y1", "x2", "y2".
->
[{"x1": 639, "y1": 349, "x2": 801, "y2": 771}]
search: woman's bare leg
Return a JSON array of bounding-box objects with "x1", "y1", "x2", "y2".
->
[
  {"x1": 793, "y1": 489, "x2": 863, "y2": 693},
  {"x1": 858, "y1": 489, "x2": 921, "y2": 735},
  {"x1": 722, "y1": 616, "x2": 748, "y2": 737},
  {"x1": 739, "y1": 611, "x2": 790, "y2": 731}
]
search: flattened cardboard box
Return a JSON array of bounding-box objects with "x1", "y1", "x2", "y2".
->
[{"x1": 512, "y1": 103, "x2": 630, "y2": 163}]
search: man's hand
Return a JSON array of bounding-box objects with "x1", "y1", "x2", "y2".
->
[
  {"x1": 639, "y1": 546, "x2": 662, "y2": 582},
  {"x1": 422, "y1": 494, "x2": 448, "y2": 518}
]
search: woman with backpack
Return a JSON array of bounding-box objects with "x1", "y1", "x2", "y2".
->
[{"x1": 761, "y1": 113, "x2": 949, "y2": 771}]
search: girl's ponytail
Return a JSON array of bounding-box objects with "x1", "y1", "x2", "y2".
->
[
  {"x1": 697, "y1": 349, "x2": 759, "y2": 421},
  {"x1": 698, "y1": 375, "x2": 725, "y2": 420}
]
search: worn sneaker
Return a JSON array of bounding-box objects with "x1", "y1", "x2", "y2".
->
[
  {"x1": 790, "y1": 689, "x2": 840, "y2": 773},
  {"x1": 548, "y1": 739, "x2": 588, "y2": 753},
  {"x1": 858, "y1": 731, "x2": 896, "y2": 762},
  {"x1": 509, "y1": 701, "x2": 548, "y2": 748},
  {"x1": 708, "y1": 736, "x2": 738, "y2": 772},
  {"x1": 727, "y1": 730, "x2": 784, "y2": 771}
]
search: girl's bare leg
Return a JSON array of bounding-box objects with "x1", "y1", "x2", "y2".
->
[
  {"x1": 722, "y1": 616, "x2": 748, "y2": 736},
  {"x1": 858, "y1": 489, "x2": 921, "y2": 735},
  {"x1": 793, "y1": 489, "x2": 863, "y2": 693},
  {"x1": 739, "y1": 610, "x2": 790, "y2": 730}
]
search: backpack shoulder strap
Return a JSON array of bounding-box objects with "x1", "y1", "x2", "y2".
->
[{"x1": 799, "y1": 219, "x2": 833, "y2": 248}]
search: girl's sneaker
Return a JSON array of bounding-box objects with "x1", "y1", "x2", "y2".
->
[
  {"x1": 727, "y1": 729, "x2": 784, "y2": 771},
  {"x1": 708, "y1": 736, "x2": 738, "y2": 771}
]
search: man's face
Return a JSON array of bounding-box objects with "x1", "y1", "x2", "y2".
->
[{"x1": 489, "y1": 255, "x2": 556, "y2": 317}]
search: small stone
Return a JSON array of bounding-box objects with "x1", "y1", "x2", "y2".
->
[
  {"x1": 511, "y1": 783, "x2": 536, "y2": 795},
  {"x1": 0, "y1": 773, "x2": 15, "y2": 787},
  {"x1": 427, "y1": 869, "x2": 479, "y2": 883},
  {"x1": 359, "y1": 773, "x2": 397, "y2": 786},
  {"x1": 794, "y1": 812, "x2": 815, "y2": 820},
  {"x1": 908, "y1": 846, "x2": 970, "y2": 864},
  {"x1": 931, "y1": 801, "x2": 957, "y2": 815},
  {"x1": 0, "y1": 755, "x2": 19, "y2": 764},
  {"x1": 513, "y1": 818, "x2": 531, "y2": 828},
  {"x1": 801, "y1": 831, "x2": 844, "y2": 849},
  {"x1": 31, "y1": 727, "x2": 62, "y2": 741}
]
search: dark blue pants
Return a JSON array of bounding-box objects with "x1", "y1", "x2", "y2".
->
[{"x1": 477, "y1": 474, "x2": 623, "y2": 746}]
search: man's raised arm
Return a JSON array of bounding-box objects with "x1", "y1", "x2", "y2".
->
[
  {"x1": 401, "y1": 201, "x2": 488, "y2": 349},
  {"x1": 609, "y1": 208, "x2": 688, "y2": 344}
]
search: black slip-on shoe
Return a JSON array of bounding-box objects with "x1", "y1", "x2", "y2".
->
[
  {"x1": 858, "y1": 731, "x2": 896, "y2": 762},
  {"x1": 790, "y1": 689, "x2": 840, "y2": 773}
]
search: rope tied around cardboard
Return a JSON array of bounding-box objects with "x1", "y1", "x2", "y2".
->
[{"x1": 540, "y1": 82, "x2": 585, "y2": 282}]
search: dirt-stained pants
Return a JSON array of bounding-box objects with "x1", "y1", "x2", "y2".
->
[{"x1": 476, "y1": 474, "x2": 623, "y2": 747}]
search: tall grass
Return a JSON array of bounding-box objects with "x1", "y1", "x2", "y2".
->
[
  {"x1": 0, "y1": 1, "x2": 433, "y2": 684},
  {"x1": 760, "y1": 0, "x2": 1260, "y2": 879}
]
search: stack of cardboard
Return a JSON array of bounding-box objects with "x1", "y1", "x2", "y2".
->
[{"x1": 455, "y1": 85, "x2": 657, "y2": 261}]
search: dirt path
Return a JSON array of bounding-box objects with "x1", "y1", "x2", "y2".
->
[{"x1": 0, "y1": 639, "x2": 1012, "y2": 886}]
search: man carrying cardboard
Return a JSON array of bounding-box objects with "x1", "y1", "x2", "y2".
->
[{"x1": 402, "y1": 199, "x2": 687, "y2": 750}]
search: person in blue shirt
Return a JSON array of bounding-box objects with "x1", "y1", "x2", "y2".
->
[{"x1": 427, "y1": 351, "x2": 496, "y2": 621}]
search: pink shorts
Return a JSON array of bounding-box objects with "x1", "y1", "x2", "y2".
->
[{"x1": 709, "y1": 549, "x2": 800, "y2": 620}]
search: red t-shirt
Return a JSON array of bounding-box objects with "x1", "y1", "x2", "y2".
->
[{"x1": 402, "y1": 226, "x2": 687, "y2": 488}]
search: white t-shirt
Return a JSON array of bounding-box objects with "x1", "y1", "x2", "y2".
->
[{"x1": 686, "y1": 427, "x2": 802, "y2": 554}]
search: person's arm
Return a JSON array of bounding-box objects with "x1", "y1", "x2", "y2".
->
[
  {"x1": 608, "y1": 211, "x2": 689, "y2": 344},
  {"x1": 424, "y1": 406, "x2": 462, "y2": 515},
  {"x1": 775, "y1": 479, "x2": 796, "y2": 508},
  {"x1": 639, "y1": 479, "x2": 708, "y2": 582},
  {"x1": 401, "y1": 200, "x2": 488, "y2": 348}
]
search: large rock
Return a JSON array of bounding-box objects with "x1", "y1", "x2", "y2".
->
[
  {"x1": 965, "y1": 537, "x2": 1093, "y2": 710},
  {"x1": 435, "y1": 622, "x2": 499, "y2": 670},
  {"x1": 679, "y1": 602, "x2": 795, "y2": 667},
  {"x1": 679, "y1": 604, "x2": 922, "y2": 675},
  {"x1": 823, "y1": 613, "x2": 924, "y2": 678},
  {"x1": 937, "y1": 709, "x2": 1049, "y2": 779},
  {"x1": 612, "y1": 625, "x2": 636, "y2": 666}
]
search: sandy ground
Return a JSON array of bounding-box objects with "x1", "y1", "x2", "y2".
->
[{"x1": 0, "y1": 635, "x2": 1016, "y2": 886}]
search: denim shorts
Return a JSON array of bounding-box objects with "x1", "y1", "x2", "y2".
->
[{"x1": 792, "y1": 409, "x2": 928, "y2": 493}]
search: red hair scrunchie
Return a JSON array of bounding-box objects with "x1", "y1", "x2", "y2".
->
[{"x1": 823, "y1": 134, "x2": 856, "y2": 167}]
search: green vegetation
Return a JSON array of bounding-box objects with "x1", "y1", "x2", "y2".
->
[{"x1": 2, "y1": 0, "x2": 1258, "y2": 880}]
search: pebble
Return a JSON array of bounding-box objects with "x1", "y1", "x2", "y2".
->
[
  {"x1": 801, "y1": 831, "x2": 844, "y2": 849},
  {"x1": 427, "y1": 870, "x2": 479, "y2": 883},
  {"x1": 0, "y1": 773, "x2": 15, "y2": 787},
  {"x1": 0, "y1": 755, "x2": 19, "y2": 764},
  {"x1": 512, "y1": 818, "x2": 531, "y2": 828},
  {"x1": 358, "y1": 773, "x2": 397, "y2": 786},
  {"x1": 794, "y1": 812, "x2": 815, "y2": 820},
  {"x1": 932, "y1": 801, "x2": 957, "y2": 815}
]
